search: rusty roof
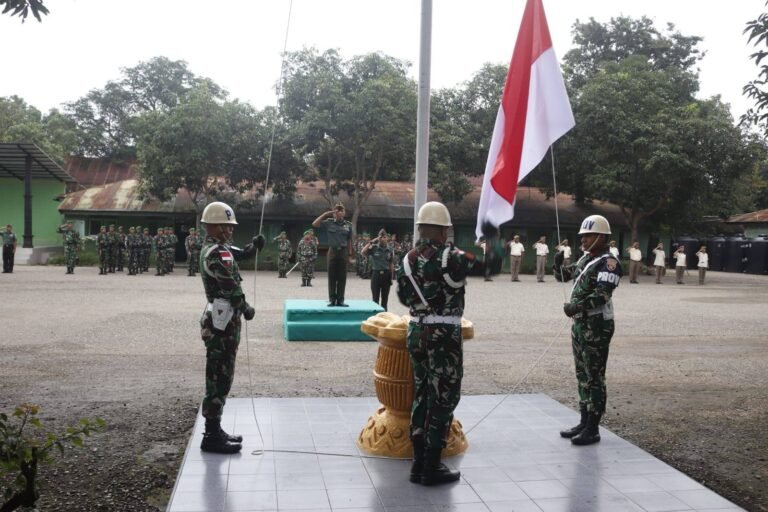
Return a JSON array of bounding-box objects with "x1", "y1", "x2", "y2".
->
[
  {"x1": 60, "y1": 178, "x2": 627, "y2": 228},
  {"x1": 727, "y1": 209, "x2": 768, "y2": 224},
  {"x1": 64, "y1": 156, "x2": 138, "y2": 190}
]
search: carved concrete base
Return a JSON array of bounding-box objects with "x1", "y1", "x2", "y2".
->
[{"x1": 356, "y1": 405, "x2": 468, "y2": 458}]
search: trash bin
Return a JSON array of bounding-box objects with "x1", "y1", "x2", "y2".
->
[
  {"x1": 724, "y1": 236, "x2": 748, "y2": 273},
  {"x1": 706, "y1": 235, "x2": 727, "y2": 272},
  {"x1": 745, "y1": 235, "x2": 768, "y2": 275}
]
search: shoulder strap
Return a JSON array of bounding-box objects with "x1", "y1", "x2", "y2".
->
[
  {"x1": 402, "y1": 252, "x2": 430, "y2": 308},
  {"x1": 441, "y1": 244, "x2": 464, "y2": 289}
]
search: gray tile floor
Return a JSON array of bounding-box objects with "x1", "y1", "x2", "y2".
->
[{"x1": 168, "y1": 395, "x2": 744, "y2": 512}]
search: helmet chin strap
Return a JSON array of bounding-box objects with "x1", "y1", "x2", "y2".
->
[{"x1": 582, "y1": 234, "x2": 604, "y2": 255}]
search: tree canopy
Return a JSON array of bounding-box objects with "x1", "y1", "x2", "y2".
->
[{"x1": 0, "y1": 0, "x2": 48, "y2": 22}]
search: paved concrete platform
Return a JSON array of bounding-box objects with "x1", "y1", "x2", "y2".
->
[{"x1": 168, "y1": 394, "x2": 743, "y2": 512}]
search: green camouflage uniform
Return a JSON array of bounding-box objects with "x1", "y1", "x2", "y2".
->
[
  {"x1": 199, "y1": 236, "x2": 255, "y2": 420},
  {"x1": 273, "y1": 236, "x2": 292, "y2": 277},
  {"x1": 58, "y1": 225, "x2": 81, "y2": 274},
  {"x1": 126, "y1": 229, "x2": 137, "y2": 275},
  {"x1": 116, "y1": 228, "x2": 126, "y2": 271},
  {"x1": 167, "y1": 231, "x2": 178, "y2": 272},
  {"x1": 106, "y1": 227, "x2": 118, "y2": 272},
  {"x1": 186, "y1": 232, "x2": 202, "y2": 276},
  {"x1": 297, "y1": 236, "x2": 318, "y2": 280},
  {"x1": 97, "y1": 230, "x2": 109, "y2": 274},
  {"x1": 396, "y1": 238, "x2": 478, "y2": 450},
  {"x1": 154, "y1": 231, "x2": 166, "y2": 275},
  {"x1": 560, "y1": 250, "x2": 622, "y2": 415},
  {"x1": 141, "y1": 230, "x2": 151, "y2": 271}
]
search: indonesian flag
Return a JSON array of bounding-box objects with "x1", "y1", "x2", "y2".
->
[{"x1": 475, "y1": 0, "x2": 574, "y2": 240}]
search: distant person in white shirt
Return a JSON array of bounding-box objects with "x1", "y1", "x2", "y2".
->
[
  {"x1": 696, "y1": 245, "x2": 709, "y2": 285},
  {"x1": 533, "y1": 236, "x2": 549, "y2": 282},
  {"x1": 608, "y1": 240, "x2": 620, "y2": 258},
  {"x1": 476, "y1": 238, "x2": 492, "y2": 282},
  {"x1": 652, "y1": 243, "x2": 666, "y2": 284},
  {"x1": 505, "y1": 234, "x2": 525, "y2": 282},
  {"x1": 674, "y1": 245, "x2": 687, "y2": 284},
  {"x1": 555, "y1": 239, "x2": 572, "y2": 267},
  {"x1": 627, "y1": 241, "x2": 643, "y2": 284}
]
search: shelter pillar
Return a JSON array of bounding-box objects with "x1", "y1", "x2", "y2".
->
[{"x1": 23, "y1": 154, "x2": 33, "y2": 248}]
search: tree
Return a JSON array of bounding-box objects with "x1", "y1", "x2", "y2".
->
[
  {"x1": 280, "y1": 48, "x2": 417, "y2": 235},
  {"x1": 0, "y1": 0, "x2": 48, "y2": 22},
  {"x1": 65, "y1": 57, "x2": 225, "y2": 158},
  {"x1": 0, "y1": 96, "x2": 79, "y2": 162},
  {"x1": 429, "y1": 64, "x2": 507, "y2": 203}
]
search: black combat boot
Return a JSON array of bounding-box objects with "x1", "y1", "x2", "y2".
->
[
  {"x1": 307, "y1": 278, "x2": 312, "y2": 287},
  {"x1": 409, "y1": 435, "x2": 426, "y2": 483},
  {"x1": 560, "y1": 405, "x2": 587, "y2": 438},
  {"x1": 571, "y1": 412, "x2": 601, "y2": 446},
  {"x1": 421, "y1": 446, "x2": 460, "y2": 486},
  {"x1": 218, "y1": 424, "x2": 243, "y2": 444},
  {"x1": 301, "y1": 278, "x2": 307, "y2": 287},
  {"x1": 201, "y1": 419, "x2": 242, "y2": 454}
]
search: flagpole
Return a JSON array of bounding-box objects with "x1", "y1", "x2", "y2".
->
[{"x1": 413, "y1": 0, "x2": 432, "y2": 237}]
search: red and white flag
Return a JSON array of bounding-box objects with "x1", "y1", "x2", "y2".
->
[{"x1": 475, "y1": 0, "x2": 574, "y2": 239}]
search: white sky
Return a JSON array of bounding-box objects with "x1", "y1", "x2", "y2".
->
[{"x1": 0, "y1": 0, "x2": 763, "y2": 122}]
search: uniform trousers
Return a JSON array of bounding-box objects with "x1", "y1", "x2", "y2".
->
[
  {"x1": 676, "y1": 265, "x2": 685, "y2": 284},
  {"x1": 629, "y1": 260, "x2": 641, "y2": 282},
  {"x1": 327, "y1": 247, "x2": 348, "y2": 304},
  {"x1": 408, "y1": 321, "x2": 463, "y2": 449},
  {"x1": 370, "y1": 269, "x2": 391, "y2": 310},
  {"x1": 510, "y1": 255, "x2": 522, "y2": 281},
  {"x1": 655, "y1": 265, "x2": 664, "y2": 283},
  {"x1": 2, "y1": 245, "x2": 14, "y2": 273},
  {"x1": 536, "y1": 255, "x2": 547, "y2": 281},
  {"x1": 698, "y1": 267, "x2": 707, "y2": 285},
  {"x1": 571, "y1": 315, "x2": 614, "y2": 414},
  {"x1": 200, "y1": 313, "x2": 241, "y2": 420}
]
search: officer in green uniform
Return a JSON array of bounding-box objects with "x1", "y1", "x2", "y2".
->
[
  {"x1": 2, "y1": 224, "x2": 17, "y2": 273},
  {"x1": 297, "y1": 229, "x2": 318, "y2": 287},
  {"x1": 397, "y1": 201, "x2": 494, "y2": 486},
  {"x1": 553, "y1": 214, "x2": 622, "y2": 446},
  {"x1": 312, "y1": 204, "x2": 353, "y2": 306},
  {"x1": 362, "y1": 229, "x2": 394, "y2": 311},
  {"x1": 58, "y1": 222, "x2": 81, "y2": 274},
  {"x1": 198, "y1": 201, "x2": 265, "y2": 453},
  {"x1": 273, "y1": 231, "x2": 292, "y2": 278}
]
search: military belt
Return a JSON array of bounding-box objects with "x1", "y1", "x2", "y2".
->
[
  {"x1": 573, "y1": 306, "x2": 605, "y2": 319},
  {"x1": 412, "y1": 315, "x2": 461, "y2": 325}
]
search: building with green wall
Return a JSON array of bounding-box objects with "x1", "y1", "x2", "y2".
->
[{"x1": 0, "y1": 177, "x2": 67, "y2": 246}]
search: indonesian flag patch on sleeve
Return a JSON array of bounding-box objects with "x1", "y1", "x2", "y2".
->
[{"x1": 219, "y1": 250, "x2": 233, "y2": 267}]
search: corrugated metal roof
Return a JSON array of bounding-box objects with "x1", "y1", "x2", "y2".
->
[
  {"x1": 727, "y1": 209, "x2": 768, "y2": 224},
  {"x1": 64, "y1": 156, "x2": 138, "y2": 190},
  {"x1": 59, "y1": 178, "x2": 628, "y2": 228},
  {"x1": 0, "y1": 143, "x2": 76, "y2": 183}
]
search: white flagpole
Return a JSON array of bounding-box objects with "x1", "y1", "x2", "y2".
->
[{"x1": 413, "y1": 0, "x2": 432, "y2": 237}]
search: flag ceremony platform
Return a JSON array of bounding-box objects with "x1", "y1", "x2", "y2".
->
[
  {"x1": 167, "y1": 394, "x2": 743, "y2": 512},
  {"x1": 283, "y1": 299, "x2": 384, "y2": 341}
]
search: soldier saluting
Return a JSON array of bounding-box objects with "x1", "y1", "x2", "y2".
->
[
  {"x1": 198, "y1": 201, "x2": 265, "y2": 453},
  {"x1": 312, "y1": 203, "x2": 353, "y2": 307},
  {"x1": 553, "y1": 214, "x2": 622, "y2": 446}
]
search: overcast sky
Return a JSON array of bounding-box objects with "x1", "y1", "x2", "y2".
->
[{"x1": 0, "y1": 0, "x2": 763, "y2": 122}]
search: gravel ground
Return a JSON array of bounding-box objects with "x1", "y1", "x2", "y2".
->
[{"x1": 0, "y1": 265, "x2": 766, "y2": 511}]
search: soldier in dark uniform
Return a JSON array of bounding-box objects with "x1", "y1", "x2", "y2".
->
[
  {"x1": 362, "y1": 229, "x2": 394, "y2": 311},
  {"x1": 2, "y1": 224, "x2": 17, "y2": 273},
  {"x1": 554, "y1": 214, "x2": 622, "y2": 446},
  {"x1": 198, "y1": 201, "x2": 265, "y2": 453},
  {"x1": 116, "y1": 226, "x2": 126, "y2": 272},
  {"x1": 397, "y1": 201, "x2": 494, "y2": 486},
  {"x1": 312, "y1": 204, "x2": 353, "y2": 307}
]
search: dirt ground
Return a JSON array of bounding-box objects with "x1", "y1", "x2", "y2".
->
[{"x1": 0, "y1": 265, "x2": 766, "y2": 511}]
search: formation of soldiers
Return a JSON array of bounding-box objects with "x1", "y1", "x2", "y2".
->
[{"x1": 355, "y1": 232, "x2": 410, "y2": 279}]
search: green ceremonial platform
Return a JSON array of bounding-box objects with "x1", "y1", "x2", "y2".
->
[{"x1": 283, "y1": 299, "x2": 384, "y2": 341}]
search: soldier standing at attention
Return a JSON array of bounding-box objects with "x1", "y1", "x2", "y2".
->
[
  {"x1": 608, "y1": 240, "x2": 620, "y2": 258},
  {"x1": 556, "y1": 239, "x2": 572, "y2": 267},
  {"x1": 142, "y1": 228, "x2": 151, "y2": 272},
  {"x1": 696, "y1": 245, "x2": 709, "y2": 285},
  {"x1": 58, "y1": 222, "x2": 81, "y2": 274},
  {"x1": 97, "y1": 226, "x2": 109, "y2": 275},
  {"x1": 363, "y1": 229, "x2": 394, "y2": 311},
  {"x1": 154, "y1": 227, "x2": 166, "y2": 276},
  {"x1": 273, "y1": 231, "x2": 292, "y2": 278},
  {"x1": 198, "y1": 201, "x2": 265, "y2": 453},
  {"x1": 312, "y1": 203, "x2": 353, "y2": 307},
  {"x1": 533, "y1": 236, "x2": 549, "y2": 282},
  {"x1": 553, "y1": 215, "x2": 622, "y2": 446},
  {"x1": 297, "y1": 229, "x2": 318, "y2": 287},
  {"x1": 2, "y1": 224, "x2": 17, "y2": 273},
  {"x1": 627, "y1": 241, "x2": 643, "y2": 284},
  {"x1": 186, "y1": 228, "x2": 201, "y2": 277},
  {"x1": 652, "y1": 242, "x2": 666, "y2": 284},
  {"x1": 106, "y1": 225, "x2": 118, "y2": 273},
  {"x1": 116, "y1": 226, "x2": 126, "y2": 272},
  {"x1": 168, "y1": 227, "x2": 178, "y2": 272},
  {"x1": 126, "y1": 227, "x2": 137, "y2": 275},
  {"x1": 397, "y1": 202, "x2": 492, "y2": 486},
  {"x1": 400, "y1": 233, "x2": 412, "y2": 256},
  {"x1": 674, "y1": 245, "x2": 687, "y2": 284}
]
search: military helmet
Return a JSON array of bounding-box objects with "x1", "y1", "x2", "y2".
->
[
  {"x1": 416, "y1": 201, "x2": 452, "y2": 227},
  {"x1": 578, "y1": 215, "x2": 611, "y2": 235},
  {"x1": 201, "y1": 201, "x2": 237, "y2": 225}
]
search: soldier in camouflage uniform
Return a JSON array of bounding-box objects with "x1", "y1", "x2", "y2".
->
[
  {"x1": 554, "y1": 214, "x2": 622, "y2": 446},
  {"x1": 297, "y1": 229, "x2": 318, "y2": 287},
  {"x1": 198, "y1": 201, "x2": 265, "y2": 453},
  {"x1": 185, "y1": 228, "x2": 198, "y2": 276},
  {"x1": 167, "y1": 227, "x2": 178, "y2": 273},
  {"x1": 400, "y1": 233, "x2": 412, "y2": 255},
  {"x1": 57, "y1": 222, "x2": 81, "y2": 274},
  {"x1": 273, "y1": 231, "x2": 292, "y2": 278},
  {"x1": 96, "y1": 226, "x2": 109, "y2": 275},
  {"x1": 106, "y1": 225, "x2": 118, "y2": 273},
  {"x1": 141, "y1": 228, "x2": 151, "y2": 272},
  {"x1": 397, "y1": 201, "x2": 493, "y2": 486},
  {"x1": 116, "y1": 226, "x2": 126, "y2": 272},
  {"x1": 358, "y1": 232, "x2": 371, "y2": 279},
  {"x1": 154, "y1": 228, "x2": 166, "y2": 276}
]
